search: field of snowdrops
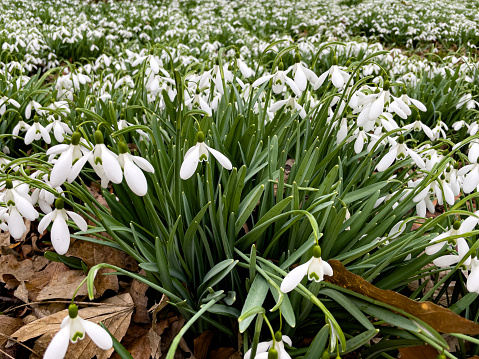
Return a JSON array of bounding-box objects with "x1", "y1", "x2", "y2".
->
[{"x1": 1, "y1": 0, "x2": 479, "y2": 358}]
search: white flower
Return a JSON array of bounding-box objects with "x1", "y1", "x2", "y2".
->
[
  {"x1": 47, "y1": 132, "x2": 91, "y2": 188},
  {"x1": 280, "y1": 245, "x2": 333, "y2": 293},
  {"x1": 38, "y1": 198, "x2": 88, "y2": 255},
  {"x1": 426, "y1": 216, "x2": 479, "y2": 261},
  {"x1": 180, "y1": 132, "x2": 232, "y2": 180},
  {"x1": 403, "y1": 120, "x2": 434, "y2": 141},
  {"x1": 288, "y1": 56, "x2": 318, "y2": 92},
  {"x1": 88, "y1": 131, "x2": 123, "y2": 187},
  {"x1": 314, "y1": 58, "x2": 350, "y2": 89},
  {"x1": 45, "y1": 115, "x2": 72, "y2": 143},
  {"x1": 237, "y1": 58, "x2": 254, "y2": 78},
  {"x1": 44, "y1": 304, "x2": 113, "y2": 359},
  {"x1": 24, "y1": 118, "x2": 51, "y2": 145},
  {"x1": 467, "y1": 258, "x2": 479, "y2": 294},
  {"x1": 376, "y1": 136, "x2": 425, "y2": 172},
  {"x1": 244, "y1": 332, "x2": 292, "y2": 359},
  {"x1": 252, "y1": 64, "x2": 301, "y2": 97},
  {"x1": 0, "y1": 179, "x2": 38, "y2": 239},
  {"x1": 25, "y1": 99, "x2": 44, "y2": 119},
  {"x1": 117, "y1": 142, "x2": 155, "y2": 196},
  {"x1": 268, "y1": 95, "x2": 306, "y2": 119}
]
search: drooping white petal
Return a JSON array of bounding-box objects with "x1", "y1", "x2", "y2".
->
[
  {"x1": 433, "y1": 255, "x2": 460, "y2": 267},
  {"x1": 244, "y1": 341, "x2": 272, "y2": 359},
  {"x1": 313, "y1": 71, "x2": 329, "y2": 90},
  {"x1": 180, "y1": 145, "x2": 200, "y2": 180},
  {"x1": 66, "y1": 211, "x2": 88, "y2": 231},
  {"x1": 81, "y1": 318, "x2": 113, "y2": 350},
  {"x1": 409, "y1": 98, "x2": 427, "y2": 112},
  {"x1": 131, "y1": 156, "x2": 155, "y2": 173},
  {"x1": 204, "y1": 145, "x2": 233, "y2": 170},
  {"x1": 467, "y1": 260, "x2": 479, "y2": 293},
  {"x1": 123, "y1": 157, "x2": 148, "y2": 196},
  {"x1": 38, "y1": 211, "x2": 55, "y2": 233},
  {"x1": 51, "y1": 214, "x2": 71, "y2": 255},
  {"x1": 44, "y1": 326, "x2": 70, "y2": 359},
  {"x1": 280, "y1": 259, "x2": 312, "y2": 293},
  {"x1": 376, "y1": 145, "x2": 398, "y2": 172},
  {"x1": 47, "y1": 144, "x2": 70, "y2": 156},
  {"x1": 68, "y1": 152, "x2": 92, "y2": 183},
  {"x1": 331, "y1": 66, "x2": 344, "y2": 88},
  {"x1": 13, "y1": 192, "x2": 38, "y2": 221},
  {"x1": 369, "y1": 92, "x2": 385, "y2": 121},
  {"x1": 50, "y1": 147, "x2": 73, "y2": 187},
  {"x1": 406, "y1": 148, "x2": 425, "y2": 169},
  {"x1": 425, "y1": 233, "x2": 448, "y2": 255},
  {"x1": 8, "y1": 207, "x2": 27, "y2": 239},
  {"x1": 101, "y1": 146, "x2": 122, "y2": 184}
]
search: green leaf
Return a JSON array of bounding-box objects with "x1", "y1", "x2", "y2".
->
[{"x1": 239, "y1": 276, "x2": 269, "y2": 333}]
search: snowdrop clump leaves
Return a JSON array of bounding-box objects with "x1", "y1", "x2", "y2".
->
[{"x1": 1, "y1": 0, "x2": 479, "y2": 358}]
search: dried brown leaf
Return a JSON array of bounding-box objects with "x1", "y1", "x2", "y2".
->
[
  {"x1": 0, "y1": 255, "x2": 48, "y2": 284},
  {"x1": 13, "y1": 293, "x2": 134, "y2": 359},
  {"x1": 194, "y1": 330, "x2": 214, "y2": 359},
  {"x1": 13, "y1": 282, "x2": 29, "y2": 303},
  {"x1": 326, "y1": 260, "x2": 479, "y2": 335},
  {"x1": 129, "y1": 270, "x2": 150, "y2": 323},
  {"x1": 207, "y1": 348, "x2": 237, "y2": 359},
  {"x1": 398, "y1": 345, "x2": 438, "y2": 359},
  {"x1": 25, "y1": 262, "x2": 70, "y2": 301},
  {"x1": 36, "y1": 270, "x2": 87, "y2": 301},
  {"x1": 0, "y1": 316, "x2": 23, "y2": 347}
]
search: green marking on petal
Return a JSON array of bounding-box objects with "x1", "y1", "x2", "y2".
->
[
  {"x1": 199, "y1": 154, "x2": 208, "y2": 161},
  {"x1": 309, "y1": 272, "x2": 320, "y2": 281},
  {"x1": 71, "y1": 331, "x2": 84, "y2": 342}
]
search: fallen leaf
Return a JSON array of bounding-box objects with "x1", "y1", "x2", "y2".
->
[
  {"x1": 13, "y1": 281, "x2": 29, "y2": 303},
  {"x1": 0, "y1": 255, "x2": 48, "y2": 284},
  {"x1": 111, "y1": 324, "x2": 151, "y2": 359},
  {"x1": 25, "y1": 262, "x2": 71, "y2": 301},
  {"x1": 194, "y1": 330, "x2": 214, "y2": 359},
  {"x1": 36, "y1": 269, "x2": 87, "y2": 300},
  {"x1": 129, "y1": 270, "x2": 150, "y2": 323},
  {"x1": 326, "y1": 260, "x2": 479, "y2": 335},
  {"x1": 0, "y1": 316, "x2": 23, "y2": 347},
  {"x1": 12, "y1": 293, "x2": 134, "y2": 359},
  {"x1": 398, "y1": 345, "x2": 438, "y2": 359},
  {"x1": 0, "y1": 231, "x2": 11, "y2": 246},
  {"x1": 207, "y1": 348, "x2": 237, "y2": 359}
]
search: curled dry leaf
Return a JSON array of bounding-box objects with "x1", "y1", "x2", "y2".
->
[
  {"x1": 0, "y1": 254, "x2": 49, "y2": 286},
  {"x1": 12, "y1": 293, "x2": 134, "y2": 359},
  {"x1": 129, "y1": 270, "x2": 150, "y2": 323},
  {"x1": 326, "y1": 260, "x2": 479, "y2": 335}
]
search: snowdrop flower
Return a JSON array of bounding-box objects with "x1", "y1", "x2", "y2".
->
[
  {"x1": 185, "y1": 88, "x2": 213, "y2": 116},
  {"x1": 268, "y1": 95, "x2": 306, "y2": 119},
  {"x1": 244, "y1": 331, "x2": 292, "y2": 359},
  {"x1": 288, "y1": 53, "x2": 318, "y2": 92},
  {"x1": 280, "y1": 245, "x2": 333, "y2": 293},
  {"x1": 353, "y1": 128, "x2": 368, "y2": 154},
  {"x1": 88, "y1": 131, "x2": 123, "y2": 188},
  {"x1": 117, "y1": 142, "x2": 155, "y2": 196},
  {"x1": 24, "y1": 116, "x2": 51, "y2": 145},
  {"x1": 38, "y1": 198, "x2": 88, "y2": 255},
  {"x1": 0, "y1": 179, "x2": 38, "y2": 239},
  {"x1": 12, "y1": 120, "x2": 30, "y2": 137},
  {"x1": 431, "y1": 121, "x2": 449, "y2": 140},
  {"x1": 413, "y1": 184, "x2": 436, "y2": 218},
  {"x1": 0, "y1": 96, "x2": 20, "y2": 115},
  {"x1": 180, "y1": 131, "x2": 232, "y2": 180},
  {"x1": 47, "y1": 132, "x2": 91, "y2": 188},
  {"x1": 237, "y1": 58, "x2": 254, "y2": 78},
  {"x1": 458, "y1": 158, "x2": 479, "y2": 194},
  {"x1": 426, "y1": 217, "x2": 479, "y2": 259},
  {"x1": 44, "y1": 304, "x2": 112, "y2": 359},
  {"x1": 376, "y1": 135, "x2": 425, "y2": 172},
  {"x1": 25, "y1": 99, "x2": 44, "y2": 119},
  {"x1": 452, "y1": 120, "x2": 469, "y2": 131},
  {"x1": 252, "y1": 62, "x2": 301, "y2": 97},
  {"x1": 314, "y1": 56, "x2": 350, "y2": 89},
  {"x1": 403, "y1": 118, "x2": 434, "y2": 141},
  {"x1": 31, "y1": 173, "x2": 60, "y2": 214},
  {"x1": 467, "y1": 257, "x2": 479, "y2": 294},
  {"x1": 456, "y1": 93, "x2": 479, "y2": 110},
  {"x1": 45, "y1": 115, "x2": 72, "y2": 143}
]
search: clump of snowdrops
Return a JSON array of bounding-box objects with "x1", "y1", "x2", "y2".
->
[{"x1": 1, "y1": 40, "x2": 479, "y2": 359}]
